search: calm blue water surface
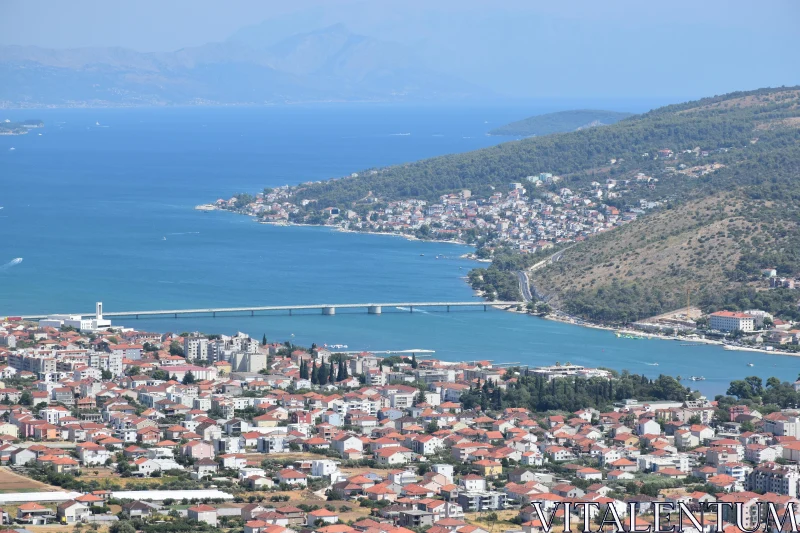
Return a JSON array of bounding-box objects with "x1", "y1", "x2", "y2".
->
[{"x1": 1, "y1": 104, "x2": 797, "y2": 396}]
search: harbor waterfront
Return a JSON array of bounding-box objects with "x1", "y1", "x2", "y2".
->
[{"x1": 1, "y1": 105, "x2": 797, "y2": 397}]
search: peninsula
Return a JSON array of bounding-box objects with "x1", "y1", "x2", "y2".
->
[
  {"x1": 0, "y1": 119, "x2": 43, "y2": 135},
  {"x1": 207, "y1": 87, "x2": 800, "y2": 342},
  {"x1": 488, "y1": 109, "x2": 633, "y2": 136}
]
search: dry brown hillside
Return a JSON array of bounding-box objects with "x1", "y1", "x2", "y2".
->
[{"x1": 530, "y1": 191, "x2": 800, "y2": 322}]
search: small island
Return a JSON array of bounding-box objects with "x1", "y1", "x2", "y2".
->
[
  {"x1": 0, "y1": 119, "x2": 44, "y2": 135},
  {"x1": 488, "y1": 109, "x2": 633, "y2": 136}
]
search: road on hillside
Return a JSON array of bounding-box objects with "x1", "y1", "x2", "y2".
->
[
  {"x1": 517, "y1": 244, "x2": 576, "y2": 303},
  {"x1": 517, "y1": 271, "x2": 533, "y2": 302}
]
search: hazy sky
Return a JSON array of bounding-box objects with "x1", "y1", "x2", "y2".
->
[{"x1": 1, "y1": 0, "x2": 798, "y2": 99}]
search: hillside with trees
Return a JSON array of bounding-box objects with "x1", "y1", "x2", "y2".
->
[
  {"x1": 293, "y1": 87, "x2": 800, "y2": 206},
  {"x1": 287, "y1": 87, "x2": 800, "y2": 323}
]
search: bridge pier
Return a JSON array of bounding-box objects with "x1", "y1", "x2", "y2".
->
[
  {"x1": 409, "y1": 306, "x2": 413, "y2": 313},
  {"x1": 446, "y1": 305, "x2": 450, "y2": 312},
  {"x1": 322, "y1": 306, "x2": 336, "y2": 316},
  {"x1": 368, "y1": 305, "x2": 382, "y2": 315},
  {"x1": 484, "y1": 305, "x2": 487, "y2": 311}
]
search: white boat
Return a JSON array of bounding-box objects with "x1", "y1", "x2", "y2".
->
[
  {"x1": 747, "y1": 363, "x2": 754, "y2": 367},
  {"x1": 689, "y1": 376, "x2": 706, "y2": 381}
]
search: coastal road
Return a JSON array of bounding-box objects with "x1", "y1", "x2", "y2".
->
[
  {"x1": 517, "y1": 271, "x2": 534, "y2": 303},
  {"x1": 529, "y1": 244, "x2": 576, "y2": 272},
  {"x1": 517, "y1": 244, "x2": 576, "y2": 303}
]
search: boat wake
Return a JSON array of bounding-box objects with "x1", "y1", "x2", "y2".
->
[
  {"x1": 395, "y1": 306, "x2": 430, "y2": 315},
  {"x1": 168, "y1": 231, "x2": 201, "y2": 236},
  {"x1": 0, "y1": 257, "x2": 23, "y2": 271},
  {"x1": 389, "y1": 133, "x2": 411, "y2": 136}
]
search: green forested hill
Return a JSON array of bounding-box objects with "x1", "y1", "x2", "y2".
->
[
  {"x1": 291, "y1": 87, "x2": 800, "y2": 323},
  {"x1": 487, "y1": 109, "x2": 633, "y2": 136},
  {"x1": 295, "y1": 87, "x2": 800, "y2": 207}
]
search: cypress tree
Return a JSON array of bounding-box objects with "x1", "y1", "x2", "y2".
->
[
  {"x1": 417, "y1": 389, "x2": 427, "y2": 406},
  {"x1": 261, "y1": 334, "x2": 267, "y2": 345},
  {"x1": 411, "y1": 353, "x2": 418, "y2": 369},
  {"x1": 319, "y1": 363, "x2": 328, "y2": 385},
  {"x1": 329, "y1": 361, "x2": 335, "y2": 383},
  {"x1": 311, "y1": 362, "x2": 318, "y2": 385}
]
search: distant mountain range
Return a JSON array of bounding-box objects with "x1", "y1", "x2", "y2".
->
[
  {"x1": 488, "y1": 109, "x2": 634, "y2": 136},
  {"x1": 0, "y1": 24, "x2": 488, "y2": 108}
]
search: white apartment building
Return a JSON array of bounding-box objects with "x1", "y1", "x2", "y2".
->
[
  {"x1": 184, "y1": 337, "x2": 209, "y2": 360},
  {"x1": 709, "y1": 311, "x2": 755, "y2": 332},
  {"x1": 747, "y1": 463, "x2": 799, "y2": 496}
]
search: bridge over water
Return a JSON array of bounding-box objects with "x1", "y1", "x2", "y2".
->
[{"x1": 20, "y1": 301, "x2": 522, "y2": 320}]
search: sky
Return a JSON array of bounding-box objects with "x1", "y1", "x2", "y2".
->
[{"x1": 1, "y1": 0, "x2": 798, "y2": 99}]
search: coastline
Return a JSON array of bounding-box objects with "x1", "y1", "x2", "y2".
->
[
  {"x1": 534, "y1": 309, "x2": 800, "y2": 357},
  {"x1": 334, "y1": 226, "x2": 473, "y2": 247},
  {"x1": 198, "y1": 204, "x2": 476, "y2": 248},
  {"x1": 199, "y1": 204, "x2": 800, "y2": 359}
]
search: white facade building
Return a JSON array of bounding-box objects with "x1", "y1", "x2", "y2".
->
[{"x1": 709, "y1": 311, "x2": 755, "y2": 332}]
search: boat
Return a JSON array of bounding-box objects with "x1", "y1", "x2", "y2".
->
[
  {"x1": 747, "y1": 363, "x2": 754, "y2": 367},
  {"x1": 329, "y1": 344, "x2": 348, "y2": 350},
  {"x1": 689, "y1": 376, "x2": 706, "y2": 381},
  {"x1": 646, "y1": 362, "x2": 659, "y2": 366},
  {"x1": 420, "y1": 254, "x2": 424, "y2": 256}
]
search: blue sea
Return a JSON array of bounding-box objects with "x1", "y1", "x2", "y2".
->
[{"x1": 1, "y1": 103, "x2": 797, "y2": 396}]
